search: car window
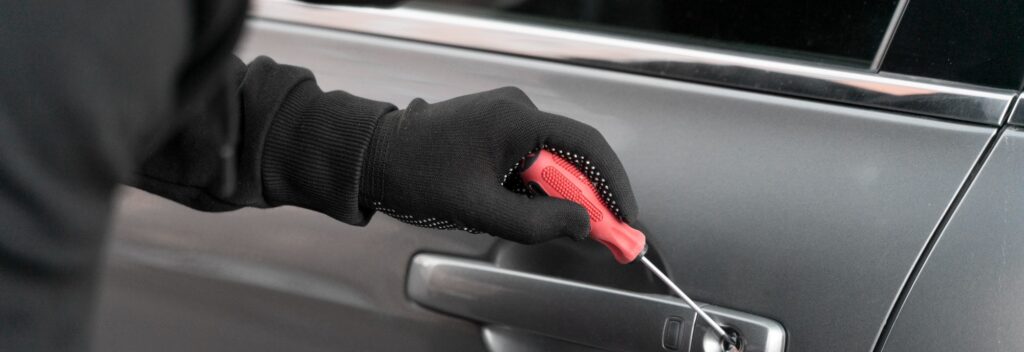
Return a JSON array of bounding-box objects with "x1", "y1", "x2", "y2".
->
[
  {"x1": 406, "y1": 0, "x2": 901, "y2": 68},
  {"x1": 880, "y1": 0, "x2": 1024, "y2": 89}
]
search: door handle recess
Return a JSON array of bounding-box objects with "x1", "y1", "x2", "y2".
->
[{"x1": 407, "y1": 254, "x2": 785, "y2": 352}]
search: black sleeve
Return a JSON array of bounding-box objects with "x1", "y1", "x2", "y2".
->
[
  {"x1": 0, "y1": 0, "x2": 397, "y2": 350},
  {"x1": 132, "y1": 56, "x2": 397, "y2": 225},
  {"x1": 0, "y1": 1, "x2": 250, "y2": 350}
]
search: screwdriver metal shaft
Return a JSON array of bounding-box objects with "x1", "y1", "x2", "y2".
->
[{"x1": 640, "y1": 256, "x2": 731, "y2": 344}]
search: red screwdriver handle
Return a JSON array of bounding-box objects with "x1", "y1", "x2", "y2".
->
[{"x1": 520, "y1": 150, "x2": 646, "y2": 264}]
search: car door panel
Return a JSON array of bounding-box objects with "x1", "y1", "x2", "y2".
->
[{"x1": 95, "y1": 16, "x2": 995, "y2": 352}]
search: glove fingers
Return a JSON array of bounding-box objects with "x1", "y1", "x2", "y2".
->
[
  {"x1": 539, "y1": 113, "x2": 639, "y2": 223},
  {"x1": 468, "y1": 189, "x2": 591, "y2": 244}
]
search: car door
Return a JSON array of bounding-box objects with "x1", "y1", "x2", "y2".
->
[{"x1": 93, "y1": 1, "x2": 1021, "y2": 351}]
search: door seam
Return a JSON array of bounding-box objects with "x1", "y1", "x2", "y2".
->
[{"x1": 871, "y1": 122, "x2": 1009, "y2": 351}]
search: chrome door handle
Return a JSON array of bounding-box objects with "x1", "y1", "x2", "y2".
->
[{"x1": 407, "y1": 254, "x2": 785, "y2": 352}]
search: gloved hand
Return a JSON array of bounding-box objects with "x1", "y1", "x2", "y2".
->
[{"x1": 360, "y1": 87, "x2": 637, "y2": 244}]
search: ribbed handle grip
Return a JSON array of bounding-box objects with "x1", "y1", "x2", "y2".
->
[{"x1": 520, "y1": 150, "x2": 646, "y2": 264}]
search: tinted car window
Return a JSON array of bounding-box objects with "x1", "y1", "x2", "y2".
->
[
  {"x1": 880, "y1": 0, "x2": 1024, "y2": 89},
  {"x1": 408, "y1": 0, "x2": 900, "y2": 67}
]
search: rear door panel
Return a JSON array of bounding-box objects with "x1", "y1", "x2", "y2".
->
[{"x1": 880, "y1": 128, "x2": 1024, "y2": 352}]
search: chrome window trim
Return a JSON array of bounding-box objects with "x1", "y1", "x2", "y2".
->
[
  {"x1": 1008, "y1": 94, "x2": 1023, "y2": 127},
  {"x1": 251, "y1": 0, "x2": 1014, "y2": 126}
]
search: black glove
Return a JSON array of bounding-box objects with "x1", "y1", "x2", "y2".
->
[{"x1": 360, "y1": 87, "x2": 637, "y2": 244}]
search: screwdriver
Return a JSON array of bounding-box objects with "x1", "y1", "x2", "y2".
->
[{"x1": 519, "y1": 149, "x2": 736, "y2": 349}]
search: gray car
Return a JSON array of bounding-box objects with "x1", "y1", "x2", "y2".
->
[{"x1": 93, "y1": 0, "x2": 1024, "y2": 351}]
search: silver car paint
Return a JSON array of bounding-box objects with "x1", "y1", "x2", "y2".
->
[
  {"x1": 95, "y1": 19, "x2": 996, "y2": 351},
  {"x1": 880, "y1": 128, "x2": 1024, "y2": 352}
]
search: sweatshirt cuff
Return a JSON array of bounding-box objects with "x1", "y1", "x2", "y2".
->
[{"x1": 261, "y1": 80, "x2": 397, "y2": 225}]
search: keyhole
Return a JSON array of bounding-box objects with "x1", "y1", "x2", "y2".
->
[{"x1": 719, "y1": 328, "x2": 744, "y2": 352}]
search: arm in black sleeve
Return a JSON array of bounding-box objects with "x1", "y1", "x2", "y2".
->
[
  {"x1": 132, "y1": 56, "x2": 397, "y2": 225},
  {"x1": 137, "y1": 57, "x2": 643, "y2": 243},
  {"x1": 133, "y1": 52, "x2": 645, "y2": 244},
  {"x1": 1, "y1": 0, "x2": 417, "y2": 350},
  {"x1": 0, "y1": 1, "x2": 250, "y2": 350}
]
